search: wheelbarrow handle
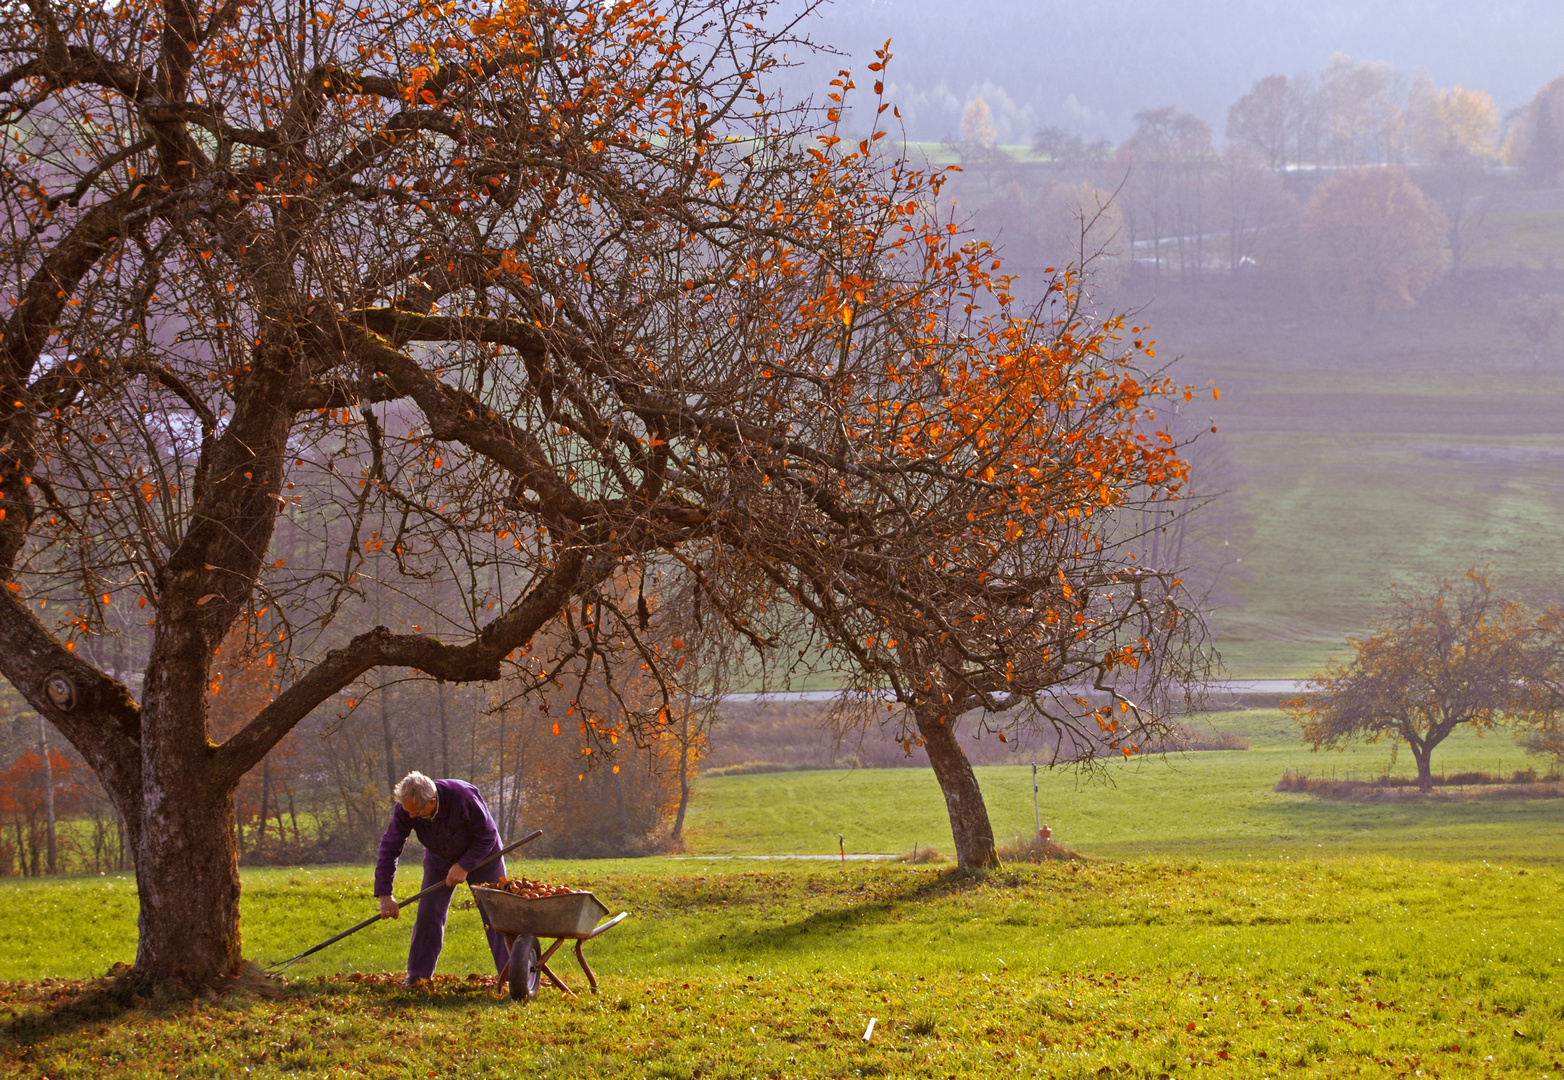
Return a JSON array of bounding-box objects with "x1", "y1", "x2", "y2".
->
[
  {"x1": 266, "y1": 829, "x2": 543, "y2": 971},
  {"x1": 585, "y1": 911, "x2": 632, "y2": 939}
]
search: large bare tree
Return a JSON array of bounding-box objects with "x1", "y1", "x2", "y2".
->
[{"x1": 0, "y1": 0, "x2": 891, "y2": 985}]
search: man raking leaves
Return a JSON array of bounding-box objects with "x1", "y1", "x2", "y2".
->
[
  {"x1": 376, "y1": 771, "x2": 514, "y2": 985},
  {"x1": 267, "y1": 823, "x2": 541, "y2": 974},
  {"x1": 269, "y1": 770, "x2": 629, "y2": 997}
]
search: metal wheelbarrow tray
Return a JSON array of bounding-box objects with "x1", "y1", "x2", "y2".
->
[{"x1": 469, "y1": 886, "x2": 629, "y2": 1002}]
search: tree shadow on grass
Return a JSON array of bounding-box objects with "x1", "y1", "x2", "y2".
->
[
  {"x1": 678, "y1": 865, "x2": 1012, "y2": 963},
  {"x1": 0, "y1": 967, "x2": 505, "y2": 1052}
]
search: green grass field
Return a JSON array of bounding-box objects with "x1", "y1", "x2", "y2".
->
[
  {"x1": 4, "y1": 710, "x2": 1563, "y2": 1077},
  {"x1": 2, "y1": 858, "x2": 1561, "y2": 1078},
  {"x1": 683, "y1": 709, "x2": 1564, "y2": 862},
  {"x1": 1139, "y1": 276, "x2": 1564, "y2": 679},
  {"x1": 1468, "y1": 210, "x2": 1564, "y2": 269}
]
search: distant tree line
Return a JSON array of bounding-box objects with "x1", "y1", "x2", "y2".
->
[{"x1": 952, "y1": 55, "x2": 1564, "y2": 321}]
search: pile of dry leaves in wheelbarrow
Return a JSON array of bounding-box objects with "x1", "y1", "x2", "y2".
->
[{"x1": 489, "y1": 876, "x2": 572, "y2": 899}]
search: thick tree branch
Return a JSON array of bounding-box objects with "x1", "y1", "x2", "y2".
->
[
  {"x1": 0, "y1": 45, "x2": 150, "y2": 101},
  {"x1": 0, "y1": 185, "x2": 152, "y2": 384},
  {"x1": 215, "y1": 546, "x2": 591, "y2": 783},
  {"x1": 0, "y1": 593, "x2": 141, "y2": 792},
  {"x1": 348, "y1": 320, "x2": 592, "y2": 523}
]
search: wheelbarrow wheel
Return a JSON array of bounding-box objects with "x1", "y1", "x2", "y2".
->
[{"x1": 508, "y1": 934, "x2": 541, "y2": 1003}]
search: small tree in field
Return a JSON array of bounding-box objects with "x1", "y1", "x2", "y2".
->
[
  {"x1": 962, "y1": 96, "x2": 999, "y2": 149},
  {"x1": 957, "y1": 95, "x2": 1009, "y2": 190},
  {"x1": 734, "y1": 268, "x2": 1213, "y2": 868},
  {"x1": 1284, "y1": 572, "x2": 1547, "y2": 791},
  {"x1": 1227, "y1": 74, "x2": 1302, "y2": 171},
  {"x1": 1517, "y1": 603, "x2": 1564, "y2": 769},
  {"x1": 1499, "y1": 294, "x2": 1564, "y2": 364},
  {"x1": 1301, "y1": 168, "x2": 1449, "y2": 316}
]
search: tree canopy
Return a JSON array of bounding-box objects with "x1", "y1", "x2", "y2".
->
[
  {"x1": 1301, "y1": 168, "x2": 1449, "y2": 316},
  {"x1": 0, "y1": 0, "x2": 1206, "y2": 983}
]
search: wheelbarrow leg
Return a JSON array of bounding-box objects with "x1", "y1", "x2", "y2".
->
[
  {"x1": 574, "y1": 939, "x2": 599, "y2": 994},
  {"x1": 536, "y1": 938, "x2": 577, "y2": 999},
  {"x1": 496, "y1": 933, "x2": 517, "y2": 992}
]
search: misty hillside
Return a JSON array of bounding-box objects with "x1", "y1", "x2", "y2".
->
[{"x1": 777, "y1": 0, "x2": 1564, "y2": 143}]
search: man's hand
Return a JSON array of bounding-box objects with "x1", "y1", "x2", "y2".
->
[
  {"x1": 379, "y1": 895, "x2": 399, "y2": 920},
  {"x1": 445, "y1": 863, "x2": 468, "y2": 888}
]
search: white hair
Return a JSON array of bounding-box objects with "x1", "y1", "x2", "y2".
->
[{"x1": 393, "y1": 771, "x2": 437, "y2": 804}]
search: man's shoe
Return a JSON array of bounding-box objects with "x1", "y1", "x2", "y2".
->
[{"x1": 401, "y1": 976, "x2": 426, "y2": 988}]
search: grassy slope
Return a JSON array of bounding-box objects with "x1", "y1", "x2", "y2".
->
[
  {"x1": 1137, "y1": 277, "x2": 1564, "y2": 678},
  {"x1": 1470, "y1": 210, "x2": 1564, "y2": 269}
]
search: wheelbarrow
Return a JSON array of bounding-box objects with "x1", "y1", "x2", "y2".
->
[{"x1": 469, "y1": 885, "x2": 630, "y2": 1002}]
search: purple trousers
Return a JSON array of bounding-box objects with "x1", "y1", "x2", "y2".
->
[{"x1": 407, "y1": 850, "x2": 508, "y2": 980}]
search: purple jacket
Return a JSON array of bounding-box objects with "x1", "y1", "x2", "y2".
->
[{"x1": 374, "y1": 779, "x2": 502, "y2": 897}]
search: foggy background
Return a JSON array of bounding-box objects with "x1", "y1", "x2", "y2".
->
[
  {"x1": 783, "y1": 0, "x2": 1564, "y2": 143},
  {"x1": 752, "y1": 0, "x2": 1564, "y2": 684}
]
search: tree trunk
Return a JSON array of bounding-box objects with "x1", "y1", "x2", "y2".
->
[
  {"x1": 614, "y1": 767, "x2": 629, "y2": 840},
  {"x1": 671, "y1": 713, "x2": 691, "y2": 842},
  {"x1": 495, "y1": 702, "x2": 507, "y2": 836},
  {"x1": 505, "y1": 739, "x2": 525, "y2": 840},
  {"x1": 15, "y1": 819, "x2": 29, "y2": 876},
  {"x1": 134, "y1": 782, "x2": 242, "y2": 985},
  {"x1": 38, "y1": 716, "x2": 55, "y2": 874},
  {"x1": 379, "y1": 689, "x2": 396, "y2": 795},
  {"x1": 437, "y1": 684, "x2": 450, "y2": 778},
  {"x1": 1414, "y1": 746, "x2": 1434, "y2": 792},
  {"x1": 133, "y1": 620, "x2": 242, "y2": 985},
  {"x1": 255, "y1": 757, "x2": 271, "y2": 858},
  {"x1": 915, "y1": 705, "x2": 999, "y2": 869}
]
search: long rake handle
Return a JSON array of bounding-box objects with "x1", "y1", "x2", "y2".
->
[{"x1": 267, "y1": 829, "x2": 543, "y2": 970}]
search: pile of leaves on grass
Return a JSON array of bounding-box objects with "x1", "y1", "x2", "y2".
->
[
  {"x1": 333, "y1": 972, "x2": 497, "y2": 989},
  {"x1": 893, "y1": 844, "x2": 949, "y2": 864},
  {"x1": 1276, "y1": 768, "x2": 1563, "y2": 801},
  {"x1": 996, "y1": 834, "x2": 1085, "y2": 862}
]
